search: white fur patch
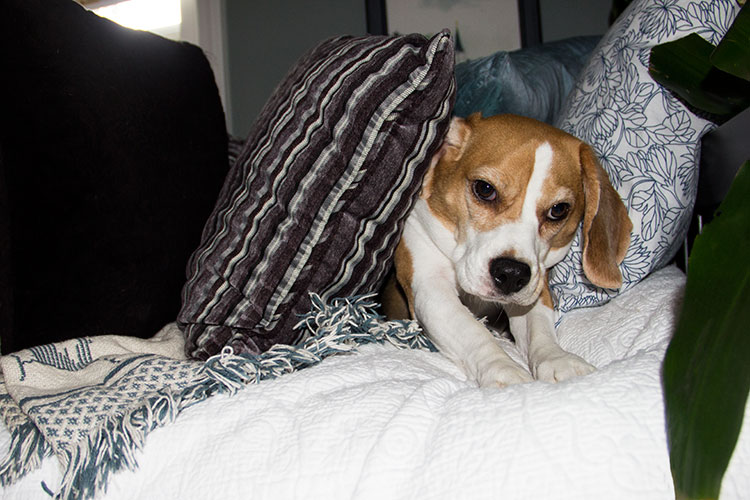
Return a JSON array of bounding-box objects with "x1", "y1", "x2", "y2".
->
[{"x1": 454, "y1": 142, "x2": 555, "y2": 305}]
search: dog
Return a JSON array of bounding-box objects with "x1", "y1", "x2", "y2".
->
[{"x1": 382, "y1": 113, "x2": 632, "y2": 388}]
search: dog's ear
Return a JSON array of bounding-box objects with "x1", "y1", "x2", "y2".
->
[
  {"x1": 579, "y1": 143, "x2": 632, "y2": 289},
  {"x1": 422, "y1": 115, "x2": 474, "y2": 198},
  {"x1": 442, "y1": 115, "x2": 473, "y2": 159}
]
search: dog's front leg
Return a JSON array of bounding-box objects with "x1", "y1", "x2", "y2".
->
[
  {"x1": 415, "y1": 286, "x2": 533, "y2": 388},
  {"x1": 406, "y1": 253, "x2": 533, "y2": 388},
  {"x1": 506, "y1": 285, "x2": 594, "y2": 383}
]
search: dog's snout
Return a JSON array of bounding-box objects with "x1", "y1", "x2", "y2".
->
[{"x1": 490, "y1": 258, "x2": 531, "y2": 295}]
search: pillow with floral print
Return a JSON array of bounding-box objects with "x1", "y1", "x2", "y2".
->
[{"x1": 549, "y1": 0, "x2": 741, "y2": 314}]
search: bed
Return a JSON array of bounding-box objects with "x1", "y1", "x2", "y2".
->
[
  {"x1": 1, "y1": 1, "x2": 747, "y2": 499},
  {"x1": 0, "y1": 265, "x2": 748, "y2": 499}
]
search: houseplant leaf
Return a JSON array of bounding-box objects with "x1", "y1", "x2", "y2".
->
[
  {"x1": 649, "y1": 34, "x2": 750, "y2": 117},
  {"x1": 711, "y1": 3, "x2": 750, "y2": 81},
  {"x1": 649, "y1": 34, "x2": 727, "y2": 115},
  {"x1": 663, "y1": 161, "x2": 750, "y2": 500},
  {"x1": 649, "y1": 1, "x2": 750, "y2": 121}
]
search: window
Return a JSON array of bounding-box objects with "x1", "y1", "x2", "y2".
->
[{"x1": 82, "y1": 0, "x2": 182, "y2": 40}]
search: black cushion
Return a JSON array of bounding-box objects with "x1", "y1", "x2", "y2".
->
[
  {"x1": 0, "y1": 0, "x2": 228, "y2": 353},
  {"x1": 178, "y1": 32, "x2": 455, "y2": 360}
]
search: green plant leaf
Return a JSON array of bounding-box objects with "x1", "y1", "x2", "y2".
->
[
  {"x1": 711, "y1": 3, "x2": 750, "y2": 81},
  {"x1": 649, "y1": 33, "x2": 716, "y2": 109},
  {"x1": 649, "y1": 34, "x2": 741, "y2": 116},
  {"x1": 663, "y1": 161, "x2": 750, "y2": 500},
  {"x1": 649, "y1": 29, "x2": 750, "y2": 118}
]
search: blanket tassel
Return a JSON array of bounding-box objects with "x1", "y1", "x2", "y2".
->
[
  {"x1": 0, "y1": 420, "x2": 52, "y2": 486},
  {"x1": 55, "y1": 390, "x2": 178, "y2": 500}
]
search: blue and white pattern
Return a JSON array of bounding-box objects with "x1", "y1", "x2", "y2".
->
[
  {"x1": 549, "y1": 0, "x2": 740, "y2": 314},
  {"x1": 8, "y1": 339, "x2": 96, "y2": 381},
  {"x1": 0, "y1": 297, "x2": 432, "y2": 500}
]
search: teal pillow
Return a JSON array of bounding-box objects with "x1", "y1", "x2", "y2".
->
[{"x1": 454, "y1": 36, "x2": 600, "y2": 123}]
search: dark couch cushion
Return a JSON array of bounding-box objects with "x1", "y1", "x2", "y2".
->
[
  {"x1": 178, "y1": 32, "x2": 455, "y2": 360},
  {"x1": 0, "y1": 0, "x2": 228, "y2": 353}
]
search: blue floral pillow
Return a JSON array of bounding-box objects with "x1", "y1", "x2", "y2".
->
[{"x1": 549, "y1": 0, "x2": 740, "y2": 313}]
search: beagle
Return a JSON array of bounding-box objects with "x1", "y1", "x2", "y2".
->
[{"x1": 382, "y1": 113, "x2": 632, "y2": 388}]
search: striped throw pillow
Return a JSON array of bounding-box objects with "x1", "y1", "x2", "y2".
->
[{"x1": 178, "y1": 32, "x2": 455, "y2": 360}]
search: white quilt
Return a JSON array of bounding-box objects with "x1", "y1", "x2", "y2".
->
[{"x1": 2, "y1": 265, "x2": 748, "y2": 500}]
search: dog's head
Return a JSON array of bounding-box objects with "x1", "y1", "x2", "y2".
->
[{"x1": 422, "y1": 113, "x2": 632, "y2": 306}]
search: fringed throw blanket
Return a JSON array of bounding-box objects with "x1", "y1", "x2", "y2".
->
[{"x1": 0, "y1": 295, "x2": 432, "y2": 500}]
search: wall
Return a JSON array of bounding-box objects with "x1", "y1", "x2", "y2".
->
[
  {"x1": 224, "y1": 0, "x2": 367, "y2": 137},
  {"x1": 539, "y1": 0, "x2": 611, "y2": 43},
  {"x1": 221, "y1": 0, "x2": 612, "y2": 136},
  {"x1": 386, "y1": 0, "x2": 521, "y2": 61}
]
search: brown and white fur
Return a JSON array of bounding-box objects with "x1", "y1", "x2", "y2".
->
[{"x1": 382, "y1": 113, "x2": 632, "y2": 388}]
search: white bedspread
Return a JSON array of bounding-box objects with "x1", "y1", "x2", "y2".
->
[{"x1": 2, "y1": 265, "x2": 748, "y2": 500}]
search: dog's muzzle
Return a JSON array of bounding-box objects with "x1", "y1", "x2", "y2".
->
[{"x1": 489, "y1": 257, "x2": 531, "y2": 295}]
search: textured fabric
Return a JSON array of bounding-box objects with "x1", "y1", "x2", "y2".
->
[
  {"x1": 179, "y1": 32, "x2": 455, "y2": 360},
  {"x1": 11, "y1": 268, "x2": 750, "y2": 500},
  {"x1": 0, "y1": 298, "x2": 431, "y2": 500},
  {"x1": 454, "y1": 36, "x2": 600, "y2": 124},
  {"x1": 0, "y1": 324, "x2": 192, "y2": 499},
  {"x1": 226, "y1": 135, "x2": 246, "y2": 168},
  {"x1": 548, "y1": 0, "x2": 740, "y2": 314},
  {"x1": 0, "y1": 0, "x2": 228, "y2": 353}
]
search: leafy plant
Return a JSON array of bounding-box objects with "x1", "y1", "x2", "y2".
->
[
  {"x1": 662, "y1": 161, "x2": 750, "y2": 500},
  {"x1": 649, "y1": 3, "x2": 750, "y2": 121},
  {"x1": 650, "y1": 3, "x2": 750, "y2": 499}
]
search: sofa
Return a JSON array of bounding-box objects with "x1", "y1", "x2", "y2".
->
[{"x1": 0, "y1": 0, "x2": 748, "y2": 499}]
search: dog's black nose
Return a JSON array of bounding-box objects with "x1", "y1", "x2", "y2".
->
[{"x1": 490, "y1": 258, "x2": 531, "y2": 295}]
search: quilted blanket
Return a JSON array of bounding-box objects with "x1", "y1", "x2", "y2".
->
[
  {"x1": 0, "y1": 296, "x2": 430, "y2": 500},
  {"x1": 1, "y1": 265, "x2": 749, "y2": 500}
]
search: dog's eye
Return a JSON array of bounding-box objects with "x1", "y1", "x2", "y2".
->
[
  {"x1": 472, "y1": 180, "x2": 497, "y2": 202},
  {"x1": 547, "y1": 203, "x2": 570, "y2": 221}
]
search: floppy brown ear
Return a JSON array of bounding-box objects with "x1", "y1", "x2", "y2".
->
[
  {"x1": 579, "y1": 143, "x2": 633, "y2": 289},
  {"x1": 422, "y1": 115, "x2": 473, "y2": 199}
]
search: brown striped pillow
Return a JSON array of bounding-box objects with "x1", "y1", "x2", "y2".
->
[{"x1": 178, "y1": 32, "x2": 455, "y2": 360}]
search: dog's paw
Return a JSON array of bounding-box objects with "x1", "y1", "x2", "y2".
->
[
  {"x1": 533, "y1": 351, "x2": 595, "y2": 383},
  {"x1": 477, "y1": 359, "x2": 534, "y2": 388}
]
